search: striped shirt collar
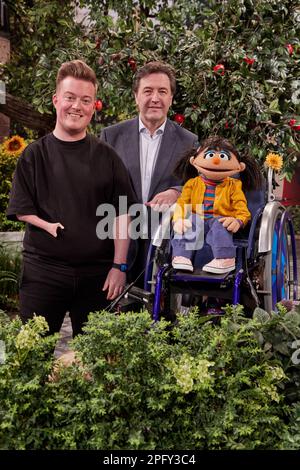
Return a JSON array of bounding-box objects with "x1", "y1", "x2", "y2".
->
[{"x1": 201, "y1": 175, "x2": 223, "y2": 186}]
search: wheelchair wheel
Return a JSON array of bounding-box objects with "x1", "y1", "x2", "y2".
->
[{"x1": 261, "y1": 207, "x2": 297, "y2": 312}]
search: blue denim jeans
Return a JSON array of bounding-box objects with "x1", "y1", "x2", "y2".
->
[{"x1": 171, "y1": 214, "x2": 236, "y2": 260}]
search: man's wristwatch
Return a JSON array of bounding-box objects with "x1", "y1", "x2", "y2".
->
[{"x1": 112, "y1": 262, "x2": 128, "y2": 272}]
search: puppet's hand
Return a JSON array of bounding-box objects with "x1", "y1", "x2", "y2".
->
[
  {"x1": 173, "y1": 218, "x2": 192, "y2": 234},
  {"x1": 219, "y1": 217, "x2": 241, "y2": 233}
]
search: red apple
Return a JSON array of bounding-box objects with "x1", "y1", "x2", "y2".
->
[
  {"x1": 243, "y1": 57, "x2": 255, "y2": 66},
  {"x1": 95, "y1": 99, "x2": 103, "y2": 111},
  {"x1": 289, "y1": 118, "x2": 300, "y2": 131},
  {"x1": 213, "y1": 64, "x2": 225, "y2": 75},
  {"x1": 174, "y1": 113, "x2": 185, "y2": 124},
  {"x1": 128, "y1": 57, "x2": 137, "y2": 71}
]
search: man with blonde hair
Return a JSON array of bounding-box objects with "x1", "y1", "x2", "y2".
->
[{"x1": 7, "y1": 60, "x2": 135, "y2": 336}]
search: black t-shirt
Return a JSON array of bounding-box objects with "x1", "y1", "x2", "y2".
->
[{"x1": 7, "y1": 133, "x2": 136, "y2": 272}]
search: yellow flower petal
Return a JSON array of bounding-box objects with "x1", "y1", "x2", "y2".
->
[
  {"x1": 1, "y1": 135, "x2": 27, "y2": 157},
  {"x1": 265, "y1": 152, "x2": 283, "y2": 171}
]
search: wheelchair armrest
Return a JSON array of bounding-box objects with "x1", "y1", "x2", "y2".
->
[
  {"x1": 246, "y1": 205, "x2": 265, "y2": 258},
  {"x1": 152, "y1": 207, "x2": 174, "y2": 247},
  {"x1": 232, "y1": 205, "x2": 265, "y2": 257}
]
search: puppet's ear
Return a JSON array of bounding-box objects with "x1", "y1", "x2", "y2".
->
[
  {"x1": 239, "y1": 162, "x2": 246, "y2": 172},
  {"x1": 190, "y1": 156, "x2": 195, "y2": 165}
]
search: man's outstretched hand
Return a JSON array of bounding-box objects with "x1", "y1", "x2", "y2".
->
[{"x1": 145, "y1": 188, "x2": 180, "y2": 212}]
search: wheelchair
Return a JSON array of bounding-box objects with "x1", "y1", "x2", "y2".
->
[{"x1": 134, "y1": 167, "x2": 298, "y2": 321}]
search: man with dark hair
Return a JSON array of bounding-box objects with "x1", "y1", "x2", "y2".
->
[
  {"x1": 132, "y1": 61, "x2": 177, "y2": 96},
  {"x1": 7, "y1": 59, "x2": 135, "y2": 336},
  {"x1": 101, "y1": 60, "x2": 198, "y2": 284}
]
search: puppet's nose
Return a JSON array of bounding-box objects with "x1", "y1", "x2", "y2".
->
[{"x1": 212, "y1": 156, "x2": 221, "y2": 165}]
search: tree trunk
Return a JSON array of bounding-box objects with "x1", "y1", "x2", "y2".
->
[{"x1": 0, "y1": 93, "x2": 55, "y2": 134}]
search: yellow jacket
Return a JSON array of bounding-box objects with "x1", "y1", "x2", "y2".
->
[{"x1": 173, "y1": 176, "x2": 251, "y2": 225}]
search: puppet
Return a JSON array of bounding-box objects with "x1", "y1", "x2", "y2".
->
[{"x1": 171, "y1": 136, "x2": 262, "y2": 274}]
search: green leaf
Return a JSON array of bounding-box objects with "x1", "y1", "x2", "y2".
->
[
  {"x1": 253, "y1": 307, "x2": 271, "y2": 324},
  {"x1": 268, "y1": 98, "x2": 282, "y2": 114}
]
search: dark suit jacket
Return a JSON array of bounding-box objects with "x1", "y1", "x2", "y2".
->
[{"x1": 100, "y1": 117, "x2": 198, "y2": 203}]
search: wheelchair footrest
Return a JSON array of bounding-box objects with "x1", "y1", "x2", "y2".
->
[{"x1": 171, "y1": 268, "x2": 232, "y2": 283}]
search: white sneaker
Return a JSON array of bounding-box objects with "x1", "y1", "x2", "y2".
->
[
  {"x1": 202, "y1": 258, "x2": 235, "y2": 274},
  {"x1": 172, "y1": 256, "x2": 194, "y2": 272}
]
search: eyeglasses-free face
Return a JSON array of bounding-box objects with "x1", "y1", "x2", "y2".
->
[
  {"x1": 134, "y1": 73, "x2": 173, "y2": 133},
  {"x1": 53, "y1": 77, "x2": 96, "y2": 141}
]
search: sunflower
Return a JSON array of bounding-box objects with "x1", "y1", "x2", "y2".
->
[
  {"x1": 265, "y1": 152, "x2": 283, "y2": 171},
  {"x1": 2, "y1": 135, "x2": 27, "y2": 157}
]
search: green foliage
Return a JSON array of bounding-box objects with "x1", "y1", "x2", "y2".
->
[
  {"x1": 3, "y1": 0, "x2": 299, "y2": 176},
  {"x1": 0, "y1": 309, "x2": 290, "y2": 449},
  {"x1": 252, "y1": 303, "x2": 300, "y2": 403},
  {"x1": 280, "y1": 402, "x2": 300, "y2": 449},
  {"x1": 0, "y1": 315, "x2": 59, "y2": 449},
  {"x1": 3, "y1": 0, "x2": 83, "y2": 113}
]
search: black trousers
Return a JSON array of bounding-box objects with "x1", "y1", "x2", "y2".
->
[{"x1": 19, "y1": 260, "x2": 110, "y2": 337}]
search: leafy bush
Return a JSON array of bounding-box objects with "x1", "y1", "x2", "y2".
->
[
  {"x1": 74, "y1": 307, "x2": 288, "y2": 450},
  {"x1": 0, "y1": 314, "x2": 59, "y2": 449},
  {"x1": 0, "y1": 308, "x2": 291, "y2": 449},
  {"x1": 252, "y1": 303, "x2": 300, "y2": 403},
  {"x1": 280, "y1": 402, "x2": 300, "y2": 449}
]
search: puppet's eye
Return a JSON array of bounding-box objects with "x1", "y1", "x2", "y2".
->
[
  {"x1": 204, "y1": 150, "x2": 216, "y2": 159},
  {"x1": 219, "y1": 152, "x2": 230, "y2": 160}
]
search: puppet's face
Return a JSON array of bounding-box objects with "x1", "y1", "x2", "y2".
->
[{"x1": 190, "y1": 147, "x2": 246, "y2": 181}]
